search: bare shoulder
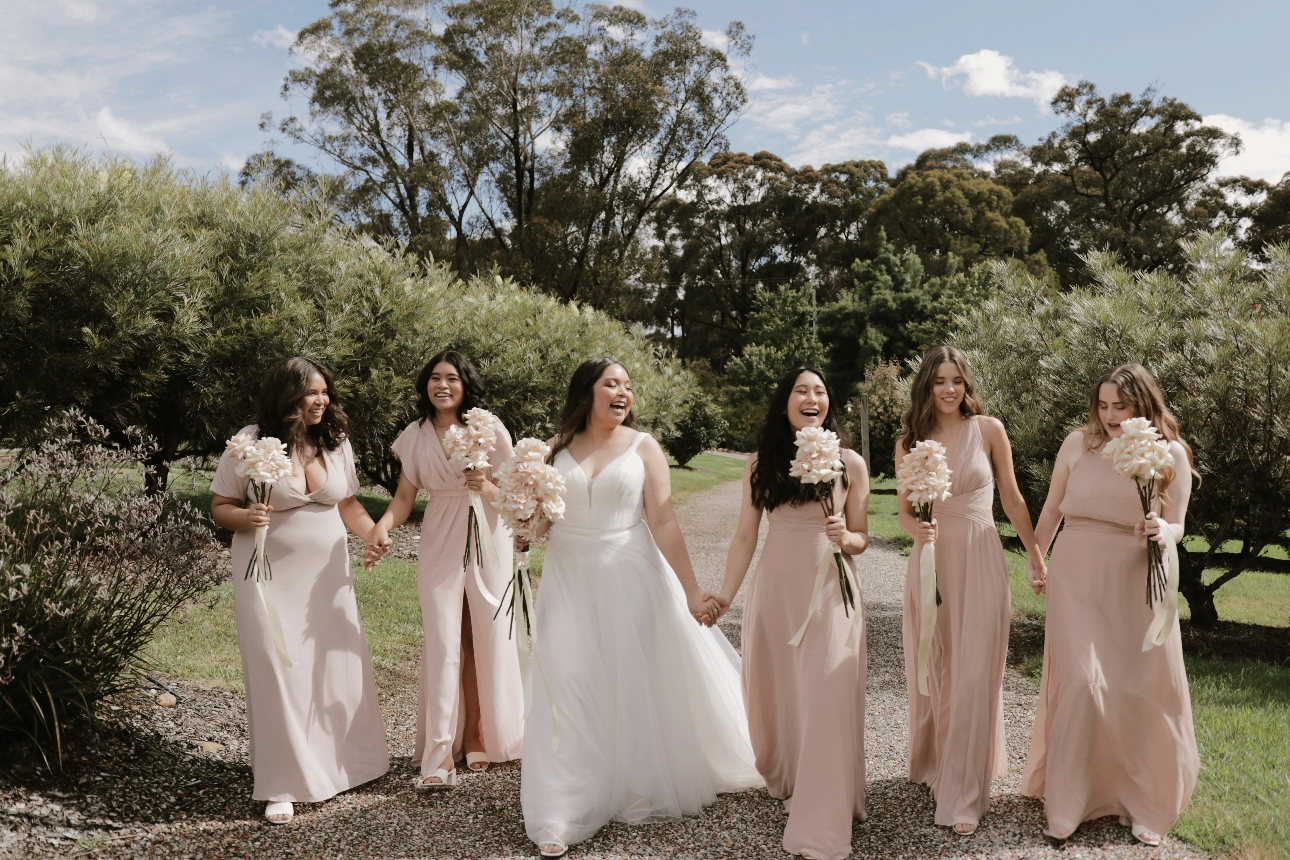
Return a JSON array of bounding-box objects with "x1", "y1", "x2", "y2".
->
[
  {"x1": 977, "y1": 415, "x2": 1007, "y2": 438},
  {"x1": 841, "y1": 447, "x2": 869, "y2": 476},
  {"x1": 1056, "y1": 429, "x2": 1087, "y2": 462}
]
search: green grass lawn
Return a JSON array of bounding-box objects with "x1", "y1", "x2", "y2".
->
[{"x1": 1174, "y1": 658, "x2": 1290, "y2": 859}]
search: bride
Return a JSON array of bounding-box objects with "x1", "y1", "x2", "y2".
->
[{"x1": 520, "y1": 358, "x2": 763, "y2": 857}]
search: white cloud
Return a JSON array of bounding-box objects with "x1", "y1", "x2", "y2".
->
[
  {"x1": 886, "y1": 128, "x2": 973, "y2": 151},
  {"x1": 748, "y1": 73, "x2": 797, "y2": 93},
  {"x1": 920, "y1": 49, "x2": 1071, "y2": 108},
  {"x1": 220, "y1": 152, "x2": 247, "y2": 172},
  {"x1": 800, "y1": 32, "x2": 810, "y2": 45},
  {"x1": 701, "y1": 29, "x2": 729, "y2": 52},
  {"x1": 886, "y1": 111, "x2": 913, "y2": 130},
  {"x1": 92, "y1": 106, "x2": 168, "y2": 153},
  {"x1": 56, "y1": 0, "x2": 101, "y2": 22},
  {"x1": 746, "y1": 81, "x2": 852, "y2": 136},
  {"x1": 252, "y1": 25, "x2": 297, "y2": 51},
  {"x1": 1206, "y1": 114, "x2": 1290, "y2": 183}
]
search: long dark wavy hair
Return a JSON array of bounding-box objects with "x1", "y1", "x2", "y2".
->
[
  {"x1": 255, "y1": 356, "x2": 348, "y2": 455},
  {"x1": 415, "y1": 350, "x2": 489, "y2": 425},
  {"x1": 548, "y1": 358, "x2": 636, "y2": 463},
  {"x1": 899, "y1": 345, "x2": 985, "y2": 453},
  {"x1": 750, "y1": 366, "x2": 848, "y2": 512}
]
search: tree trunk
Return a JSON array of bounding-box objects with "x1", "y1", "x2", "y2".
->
[
  {"x1": 144, "y1": 433, "x2": 180, "y2": 496},
  {"x1": 1178, "y1": 554, "x2": 1219, "y2": 627}
]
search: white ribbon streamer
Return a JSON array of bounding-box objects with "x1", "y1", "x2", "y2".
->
[
  {"x1": 510, "y1": 551, "x2": 560, "y2": 749},
  {"x1": 916, "y1": 541, "x2": 937, "y2": 696},
  {"x1": 468, "y1": 491, "x2": 500, "y2": 608},
  {"x1": 1142, "y1": 524, "x2": 1180, "y2": 651},
  {"x1": 788, "y1": 543, "x2": 862, "y2": 651},
  {"x1": 253, "y1": 525, "x2": 292, "y2": 667}
]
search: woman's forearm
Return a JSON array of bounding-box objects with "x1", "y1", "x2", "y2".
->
[
  {"x1": 339, "y1": 497, "x2": 378, "y2": 543},
  {"x1": 719, "y1": 534, "x2": 757, "y2": 601},
  {"x1": 649, "y1": 516, "x2": 703, "y2": 597},
  {"x1": 1002, "y1": 496, "x2": 1043, "y2": 556}
]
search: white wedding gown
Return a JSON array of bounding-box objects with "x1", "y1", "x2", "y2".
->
[{"x1": 521, "y1": 431, "x2": 763, "y2": 849}]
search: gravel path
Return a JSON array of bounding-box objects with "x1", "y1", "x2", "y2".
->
[{"x1": 1, "y1": 473, "x2": 1208, "y2": 859}]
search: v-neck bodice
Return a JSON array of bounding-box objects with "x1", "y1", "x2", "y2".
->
[
  {"x1": 210, "y1": 424, "x2": 359, "y2": 510},
  {"x1": 554, "y1": 432, "x2": 648, "y2": 533}
]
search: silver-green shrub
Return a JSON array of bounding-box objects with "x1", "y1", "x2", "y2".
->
[
  {"x1": 954, "y1": 234, "x2": 1290, "y2": 625},
  {"x1": 0, "y1": 148, "x2": 696, "y2": 494},
  {"x1": 0, "y1": 413, "x2": 221, "y2": 763}
]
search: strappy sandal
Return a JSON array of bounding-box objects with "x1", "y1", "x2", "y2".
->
[
  {"x1": 415, "y1": 767, "x2": 458, "y2": 789},
  {"x1": 466, "y1": 751, "x2": 490, "y2": 772},
  {"x1": 538, "y1": 842, "x2": 566, "y2": 858},
  {"x1": 1120, "y1": 816, "x2": 1160, "y2": 846},
  {"x1": 265, "y1": 801, "x2": 293, "y2": 824},
  {"x1": 952, "y1": 822, "x2": 977, "y2": 835}
]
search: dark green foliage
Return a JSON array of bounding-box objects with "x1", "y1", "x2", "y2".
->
[
  {"x1": 1000, "y1": 81, "x2": 1242, "y2": 285},
  {"x1": 0, "y1": 413, "x2": 221, "y2": 764},
  {"x1": 0, "y1": 148, "x2": 697, "y2": 494},
  {"x1": 817, "y1": 232, "x2": 997, "y2": 398},
  {"x1": 1244, "y1": 173, "x2": 1290, "y2": 257},
  {"x1": 719, "y1": 284, "x2": 825, "y2": 450},
  {"x1": 660, "y1": 398, "x2": 728, "y2": 467},
  {"x1": 954, "y1": 235, "x2": 1290, "y2": 626},
  {"x1": 843, "y1": 360, "x2": 906, "y2": 478}
]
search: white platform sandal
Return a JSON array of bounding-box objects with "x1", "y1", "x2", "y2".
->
[
  {"x1": 265, "y1": 801, "x2": 293, "y2": 824},
  {"x1": 538, "y1": 841, "x2": 566, "y2": 858},
  {"x1": 415, "y1": 767, "x2": 458, "y2": 789},
  {"x1": 465, "y1": 752, "x2": 490, "y2": 772}
]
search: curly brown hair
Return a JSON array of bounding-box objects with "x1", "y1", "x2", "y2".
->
[{"x1": 255, "y1": 356, "x2": 348, "y2": 456}]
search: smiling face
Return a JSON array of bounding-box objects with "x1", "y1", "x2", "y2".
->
[
  {"x1": 785, "y1": 371, "x2": 829, "y2": 432},
  {"x1": 427, "y1": 361, "x2": 465, "y2": 420},
  {"x1": 302, "y1": 372, "x2": 330, "y2": 427},
  {"x1": 931, "y1": 360, "x2": 966, "y2": 416},
  {"x1": 1097, "y1": 381, "x2": 1136, "y2": 439},
  {"x1": 591, "y1": 363, "x2": 634, "y2": 427}
]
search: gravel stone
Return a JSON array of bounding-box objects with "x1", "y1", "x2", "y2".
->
[{"x1": 0, "y1": 474, "x2": 1210, "y2": 859}]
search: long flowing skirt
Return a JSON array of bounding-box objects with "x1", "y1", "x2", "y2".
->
[{"x1": 521, "y1": 521, "x2": 763, "y2": 848}]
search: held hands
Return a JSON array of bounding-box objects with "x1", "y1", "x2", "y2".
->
[
  {"x1": 245, "y1": 502, "x2": 272, "y2": 530},
  {"x1": 1026, "y1": 553, "x2": 1048, "y2": 595},
  {"x1": 824, "y1": 514, "x2": 849, "y2": 546},
  {"x1": 363, "y1": 526, "x2": 393, "y2": 571},
  {"x1": 915, "y1": 518, "x2": 938, "y2": 545},
  {"x1": 687, "y1": 590, "x2": 728, "y2": 628}
]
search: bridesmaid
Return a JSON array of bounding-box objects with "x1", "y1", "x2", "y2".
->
[
  {"x1": 369, "y1": 350, "x2": 523, "y2": 787},
  {"x1": 1021, "y1": 363, "x2": 1197, "y2": 846},
  {"x1": 897, "y1": 346, "x2": 1045, "y2": 835},
  {"x1": 210, "y1": 357, "x2": 389, "y2": 824},
  {"x1": 718, "y1": 366, "x2": 871, "y2": 860}
]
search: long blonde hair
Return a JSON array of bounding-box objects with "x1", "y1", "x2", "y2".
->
[
  {"x1": 900, "y1": 346, "x2": 984, "y2": 453},
  {"x1": 1085, "y1": 363, "x2": 1195, "y2": 483}
]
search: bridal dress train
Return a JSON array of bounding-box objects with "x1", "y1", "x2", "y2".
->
[{"x1": 521, "y1": 432, "x2": 763, "y2": 849}]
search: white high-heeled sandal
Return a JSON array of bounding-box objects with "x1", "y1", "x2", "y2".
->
[
  {"x1": 415, "y1": 767, "x2": 458, "y2": 789},
  {"x1": 538, "y1": 841, "x2": 566, "y2": 858},
  {"x1": 1119, "y1": 816, "x2": 1161, "y2": 846},
  {"x1": 466, "y1": 751, "x2": 490, "y2": 772},
  {"x1": 265, "y1": 801, "x2": 293, "y2": 824}
]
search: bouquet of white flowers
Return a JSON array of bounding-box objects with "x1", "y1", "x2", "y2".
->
[
  {"x1": 490, "y1": 438, "x2": 567, "y2": 643},
  {"x1": 786, "y1": 427, "x2": 861, "y2": 650},
  {"x1": 225, "y1": 433, "x2": 294, "y2": 582},
  {"x1": 896, "y1": 439, "x2": 953, "y2": 695},
  {"x1": 224, "y1": 432, "x2": 295, "y2": 666},
  {"x1": 441, "y1": 407, "x2": 501, "y2": 606},
  {"x1": 490, "y1": 437, "x2": 566, "y2": 732},
  {"x1": 1103, "y1": 417, "x2": 1180, "y2": 651}
]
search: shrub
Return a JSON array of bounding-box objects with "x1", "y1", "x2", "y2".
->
[
  {"x1": 661, "y1": 397, "x2": 729, "y2": 466},
  {"x1": 0, "y1": 148, "x2": 697, "y2": 495},
  {"x1": 337, "y1": 273, "x2": 699, "y2": 494},
  {"x1": 0, "y1": 413, "x2": 221, "y2": 764},
  {"x1": 953, "y1": 235, "x2": 1290, "y2": 626},
  {"x1": 844, "y1": 359, "x2": 906, "y2": 478}
]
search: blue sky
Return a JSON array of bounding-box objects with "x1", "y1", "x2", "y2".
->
[{"x1": 5, "y1": 0, "x2": 1289, "y2": 182}]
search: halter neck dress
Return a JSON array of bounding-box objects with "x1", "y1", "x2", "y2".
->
[{"x1": 902, "y1": 415, "x2": 1010, "y2": 828}]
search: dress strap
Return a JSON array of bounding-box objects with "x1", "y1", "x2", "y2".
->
[{"x1": 627, "y1": 431, "x2": 649, "y2": 454}]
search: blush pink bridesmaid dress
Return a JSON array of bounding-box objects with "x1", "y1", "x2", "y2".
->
[
  {"x1": 902, "y1": 415, "x2": 1010, "y2": 829},
  {"x1": 391, "y1": 417, "x2": 524, "y2": 777},
  {"x1": 1021, "y1": 441, "x2": 1198, "y2": 839},
  {"x1": 742, "y1": 476, "x2": 866, "y2": 860},
  {"x1": 213, "y1": 429, "x2": 389, "y2": 803}
]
